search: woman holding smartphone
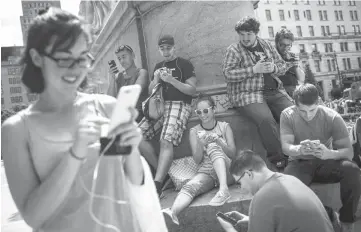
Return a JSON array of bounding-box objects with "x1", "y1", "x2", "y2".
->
[
  {"x1": 1, "y1": 8, "x2": 166, "y2": 232},
  {"x1": 163, "y1": 94, "x2": 235, "y2": 225}
]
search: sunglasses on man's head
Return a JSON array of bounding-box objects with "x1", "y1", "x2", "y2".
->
[
  {"x1": 195, "y1": 106, "x2": 213, "y2": 115},
  {"x1": 115, "y1": 45, "x2": 133, "y2": 54}
]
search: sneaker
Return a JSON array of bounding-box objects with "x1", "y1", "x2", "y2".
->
[
  {"x1": 209, "y1": 190, "x2": 231, "y2": 206},
  {"x1": 162, "y1": 208, "x2": 179, "y2": 225}
]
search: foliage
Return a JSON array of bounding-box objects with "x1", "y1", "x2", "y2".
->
[
  {"x1": 1, "y1": 104, "x2": 29, "y2": 124},
  {"x1": 304, "y1": 63, "x2": 324, "y2": 99}
]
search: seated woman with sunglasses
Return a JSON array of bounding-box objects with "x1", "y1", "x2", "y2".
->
[
  {"x1": 162, "y1": 94, "x2": 236, "y2": 225},
  {"x1": 1, "y1": 8, "x2": 167, "y2": 232},
  {"x1": 107, "y1": 45, "x2": 149, "y2": 123}
]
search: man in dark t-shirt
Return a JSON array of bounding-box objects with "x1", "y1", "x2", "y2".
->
[
  {"x1": 280, "y1": 84, "x2": 361, "y2": 232},
  {"x1": 275, "y1": 28, "x2": 305, "y2": 98},
  {"x1": 138, "y1": 35, "x2": 197, "y2": 197},
  {"x1": 217, "y1": 150, "x2": 334, "y2": 232}
]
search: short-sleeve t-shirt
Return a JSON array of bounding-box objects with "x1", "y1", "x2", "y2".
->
[
  {"x1": 246, "y1": 42, "x2": 278, "y2": 89},
  {"x1": 280, "y1": 105, "x2": 349, "y2": 160},
  {"x1": 245, "y1": 173, "x2": 334, "y2": 232},
  {"x1": 152, "y1": 57, "x2": 195, "y2": 104}
]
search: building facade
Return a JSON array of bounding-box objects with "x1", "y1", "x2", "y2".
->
[
  {"x1": 20, "y1": 0, "x2": 61, "y2": 44},
  {"x1": 1, "y1": 46, "x2": 38, "y2": 110},
  {"x1": 255, "y1": 0, "x2": 361, "y2": 100}
]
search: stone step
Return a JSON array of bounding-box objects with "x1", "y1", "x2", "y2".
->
[
  {"x1": 160, "y1": 183, "x2": 361, "y2": 232},
  {"x1": 160, "y1": 185, "x2": 252, "y2": 232}
]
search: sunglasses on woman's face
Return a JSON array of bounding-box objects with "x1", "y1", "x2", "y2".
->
[{"x1": 195, "y1": 107, "x2": 213, "y2": 115}]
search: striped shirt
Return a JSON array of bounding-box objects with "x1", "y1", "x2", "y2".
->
[{"x1": 222, "y1": 37, "x2": 293, "y2": 107}]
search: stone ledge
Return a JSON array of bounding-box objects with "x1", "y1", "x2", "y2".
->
[{"x1": 161, "y1": 185, "x2": 252, "y2": 232}]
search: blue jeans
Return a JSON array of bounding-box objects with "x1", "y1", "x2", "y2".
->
[
  {"x1": 285, "y1": 158, "x2": 361, "y2": 223},
  {"x1": 237, "y1": 90, "x2": 293, "y2": 163}
]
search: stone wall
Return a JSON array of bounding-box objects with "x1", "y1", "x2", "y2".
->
[{"x1": 88, "y1": 1, "x2": 257, "y2": 96}]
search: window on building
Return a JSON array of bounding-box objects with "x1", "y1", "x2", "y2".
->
[
  {"x1": 7, "y1": 68, "x2": 15, "y2": 75},
  {"x1": 343, "y1": 58, "x2": 352, "y2": 70},
  {"x1": 293, "y1": 0, "x2": 298, "y2": 4},
  {"x1": 325, "y1": 43, "x2": 333, "y2": 52},
  {"x1": 27, "y1": 93, "x2": 38, "y2": 102},
  {"x1": 279, "y1": 10, "x2": 285, "y2": 21},
  {"x1": 281, "y1": 26, "x2": 287, "y2": 29},
  {"x1": 323, "y1": 11, "x2": 328, "y2": 20},
  {"x1": 305, "y1": 0, "x2": 310, "y2": 4},
  {"x1": 10, "y1": 96, "x2": 23, "y2": 103},
  {"x1": 356, "y1": 42, "x2": 361, "y2": 51},
  {"x1": 318, "y1": 0, "x2": 326, "y2": 5},
  {"x1": 279, "y1": 0, "x2": 283, "y2": 4},
  {"x1": 355, "y1": 11, "x2": 359, "y2": 20},
  {"x1": 296, "y1": 26, "x2": 302, "y2": 37},
  {"x1": 334, "y1": 0, "x2": 341, "y2": 5},
  {"x1": 315, "y1": 60, "x2": 321, "y2": 72},
  {"x1": 358, "y1": 57, "x2": 361, "y2": 68},
  {"x1": 10, "y1": 87, "x2": 22, "y2": 94},
  {"x1": 332, "y1": 59, "x2": 336, "y2": 71},
  {"x1": 341, "y1": 25, "x2": 346, "y2": 34},
  {"x1": 340, "y1": 42, "x2": 349, "y2": 51},
  {"x1": 349, "y1": 1, "x2": 356, "y2": 6},
  {"x1": 268, "y1": 26, "x2": 274, "y2": 37},
  {"x1": 326, "y1": 26, "x2": 330, "y2": 35},
  {"x1": 299, "y1": 44, "x2": 305, "y2": 53},
  {"x1": 350, "y1": 10, "x2": 354, "y2": 20},
  {"x1": 321, "y1": 26, "x2": 326, "y2": 35},
  {"x1": 319, "y1": 11, "x2": 323, "y2": 20},
  {"x1": 294, "y1": 10, "x2": 300, "y2": 20},
  {"x1": 1, "y1": 98, "x2": 4, "y2": 105},
  {"x1": 309, "y1": 26, "x2": 315, "y2": 36},
  {"x1": 265, "y1": 0, "x2": 270, "y2": 4},
  {"x1": 266, "y1": 10, "x2": 272, "y2": 21},
  {"x1": 312, "y1": 44, "x2": 318, "y2": 52},
  {"x1": 356, "y1": 25, "x2": 361, "y2": 34},
  {"x1": 306, "y1": 10, "x2": 312, "y2": 20},
  {"x1": 327, "y1": 60, "x2": 332, "y2": 71}
]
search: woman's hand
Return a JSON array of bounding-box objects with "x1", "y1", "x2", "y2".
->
[
  {"x1": 109, "y1": 107, "x2": 143, "y2": 149},
  {"x1": 73, "y1": 115, "x2": 110, "y2": 158}
]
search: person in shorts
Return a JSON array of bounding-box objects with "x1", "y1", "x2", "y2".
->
[
  {"x1": 138, "y1": 35, "x2": 197, "y2": 197},
  {"x1": 162, "y1": 94, "x2": 236, "y2": 225}
]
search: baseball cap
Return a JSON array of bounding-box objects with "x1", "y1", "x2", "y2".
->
[{"x1": 158, "y1": 35, "x2": 174, "y2": 46}]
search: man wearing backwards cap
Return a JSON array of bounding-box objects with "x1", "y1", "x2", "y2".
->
[{"x1": 138, "y1": 35, "x2": 197, "y2": 197}]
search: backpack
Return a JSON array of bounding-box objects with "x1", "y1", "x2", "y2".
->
[{"x1": 142, "y1": 83, "x2": 164, "y2": 121}]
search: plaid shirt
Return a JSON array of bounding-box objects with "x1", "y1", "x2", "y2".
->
[{"x1": 222, "y1": 37, "x2": 292, "y2": 107}]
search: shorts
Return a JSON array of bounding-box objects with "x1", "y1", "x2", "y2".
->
[{"x1": 138, "y1": 101, "x2": 192, "y2": 146}]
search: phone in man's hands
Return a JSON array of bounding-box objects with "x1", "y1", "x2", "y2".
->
[{"x1": 216, "y1": 212, "x2": 238, "y2": 226}]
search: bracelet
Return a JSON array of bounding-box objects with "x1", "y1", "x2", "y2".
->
[{"x1": 69, "y1": 147, "x2": 86, "y2": 161}]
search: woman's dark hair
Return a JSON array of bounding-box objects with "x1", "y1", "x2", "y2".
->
[
  {"x1": 196, "y1": 93, "x2": 216, "y2": 108},
  {"x1": 275, "y1": 28, "x2": 294, "y2": 44},
  {"x1": 234, "y1": 16, "x2": 260, "y2": 34},
  {"x1": 20, "y1": 7, "x2": 91, "y2": 93}
]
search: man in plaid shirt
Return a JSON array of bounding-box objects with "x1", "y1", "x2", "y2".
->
[{"x1": 222, "y1": 16, "x2": 293, "y2": 170}]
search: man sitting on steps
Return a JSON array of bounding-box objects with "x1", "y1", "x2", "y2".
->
[
  {"x1": 222, "y1": 16, "x2": 293, "y2": 171},
  {"x1": 217, "y1": 150, "x2": 334, "y2": 232},
  {"x1": 280, "y1": 83, "x2": 361, "y2": 232}
]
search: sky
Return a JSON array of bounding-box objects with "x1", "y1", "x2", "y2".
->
[{"x1": 0, "y1": 0, "x2": 82, "y2": 47}]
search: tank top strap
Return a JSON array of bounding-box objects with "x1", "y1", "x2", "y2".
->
[{"x1": 17, "y1": 107, "x2": 41, "y2": 180}]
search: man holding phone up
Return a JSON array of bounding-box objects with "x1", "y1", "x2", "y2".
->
[
  {"x1": 280, "y1": 84, "x2": 361, "y2": 232},
  {"x1": 138, "y1": 35, "x2": 197, "y2": 197},
  {"x1": 217, "y1": 150, "x2": 334, "y2": 232}
]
